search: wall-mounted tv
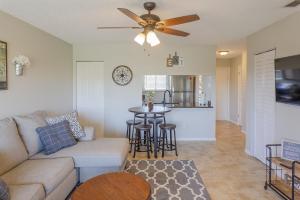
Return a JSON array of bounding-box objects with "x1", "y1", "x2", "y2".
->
[{"x1": 275, "y1": 54, "x2": 300, "y2": 105}]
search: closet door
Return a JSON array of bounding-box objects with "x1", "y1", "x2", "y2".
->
[
  {"x1": 254, "y1": 50, "x2": 276, "y2": 162},
  {"x1": 76, "y1": 61, "x2": 104, "y2": 138}
]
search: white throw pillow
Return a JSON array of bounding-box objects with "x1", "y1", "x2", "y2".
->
[
  {"x1": 46, "y1": 111, "x2": 85, "y2": 139},
  {"x1": 14, "y1": 111, "x2": 48, "y2": 157}
]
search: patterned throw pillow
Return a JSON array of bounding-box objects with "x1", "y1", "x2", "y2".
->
[
  {"x1": 36, "y1": 120, "x2": 77, "y2": 155},
  {"x1": 0, "y1": 178, "x2": 9, "y2": 200},
  {"x1": 46, "y1": 111, "x2": 85, "y2": 139}
]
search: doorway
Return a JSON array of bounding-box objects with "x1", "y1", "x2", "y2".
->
[{"x1": 76, "y1": 61, "x2": 104, "y2": 138}]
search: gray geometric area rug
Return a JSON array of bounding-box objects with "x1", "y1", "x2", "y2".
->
[{"x1": 125, "y1": 160, "x2": 211, "y2": 200}]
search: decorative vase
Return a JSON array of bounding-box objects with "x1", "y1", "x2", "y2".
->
[
  {"x1": 148, "y1": 101, "x2": 153, "y2": 111},
  {"x1": 15, "y1": 64, "x2": 24, "y2": 76}
]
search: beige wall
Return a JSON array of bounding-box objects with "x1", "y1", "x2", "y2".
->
[
  {"x1": 246, "y1": 11, "x2": 300, "y2": 154},
  {"x1": 0, "y1": 11, "x2": 73, "y2": 118},
  {"x1": 216, "y1": 59, "x2": 231, "y2": 121},
  {"x1": 74, "y1": 44, "x2": 216, "y2": 138},
  {"x1": 229, "y1": 56, "x2": 241, "y2": 124}
]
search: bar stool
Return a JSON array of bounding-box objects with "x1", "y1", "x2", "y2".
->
[
  {"x1": 133, "y1": 124, "x2": 152, "y2": 159},
  {"x1": 126, "y1": 119, "x2": 143, "y2": 139},
  {"x1": 148, "y1": 118, "x2": 164, "y2": 142},
  {"x1": 126, "y1": 119, "x2": 142, "y2": 153},
  {"x1": 159, "y1": 123, "x2": 178, "y2": 157}
]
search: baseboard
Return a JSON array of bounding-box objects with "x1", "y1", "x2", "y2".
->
[
  {"x1": 177, "y1": 138, "x2": 216, "y2": 141},
  {"x1": 229, "y1": 120, "x2": 239, "y2": 126},
  {"x1": 245, "y1": 148, "x2": 252, "y2": 156}
]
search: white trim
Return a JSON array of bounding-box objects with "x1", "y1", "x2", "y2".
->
[
  {"x1": 245, "y1": 148, "x2": 252, "y2": 156},
  {"x1": 229, "y1": 119, "x2": 239, "y2": 125},
  {"x1": 177, "y1": 138, "x2": 216, "y2": 141},
  {"x1": 241, "y1": 129, "x2": 247, "y2": 135}
]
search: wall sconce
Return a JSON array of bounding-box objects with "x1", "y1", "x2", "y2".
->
[{"x1": 12, "y1": 55, "x2": 31, "y2": 76}]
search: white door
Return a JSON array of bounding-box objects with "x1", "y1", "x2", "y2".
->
[
  {"x1": 254, "y1": 50, "x2": 276, "y2": 162},
  {"x1": 216, "y1": 66, "x2": 230, "y2": 120},
  {"x1": 76, "y1": 61, "x2": 104, "y2": 138}
]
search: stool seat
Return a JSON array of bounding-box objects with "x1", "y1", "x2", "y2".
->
[
  {"x1": 159, "y1": 123, "x2": 176, "y2": 129},
  {"x1": 148, "y1": 118, "x2": 163, "y2": 124},
  {"x1": 135, "y1": 124, "x2": 152, "y2": 130},
  {"x1": 126, "y1": 120, "x2": 143, "y2": 125}
]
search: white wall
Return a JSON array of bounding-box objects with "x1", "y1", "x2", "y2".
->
[
  {"x1": 0, "y1": 11, "x2": 73, "y2": 118},
  {"x1": 229, "y1": 56, "x2": 241, "y2": 124},
  {"x1": 216, "y1": 59, "x2": 230, "y2": 120},
  {"x1": 246, "y1": 11, "x2": 300, "y2": 154},
  {"x1": 73, "y1": 44, "x2": 216, "y2": 137}
]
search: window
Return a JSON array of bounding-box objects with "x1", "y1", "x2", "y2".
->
[{"x1": 144, "y1": 75, "x2": 167, "y2": 91}]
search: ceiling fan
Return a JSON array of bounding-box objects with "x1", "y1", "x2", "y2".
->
[
  {"x1": 97, "y1": 2, "x2": 200, "y2": 47},
  {"x1": 285, "y1": 0, "x2": 300, "y2": 7}
]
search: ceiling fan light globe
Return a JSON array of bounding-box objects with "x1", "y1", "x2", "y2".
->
[
  {"x1": 146, "y1": 31, "x2": 160, "y2": 46},
  {"x1": 134, "y1": 32, "x2": 146, "y2": 45}
]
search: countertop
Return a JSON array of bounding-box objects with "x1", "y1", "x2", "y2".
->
[{"x1": 154, "y1": 103, "x2": 214, "y2": 109}]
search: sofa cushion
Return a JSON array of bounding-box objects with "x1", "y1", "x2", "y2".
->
[
  {"x1": 9, "y1": 184, "x2": 45, "y2": 200},
  {"x1": 31, "y1": 138, "x2": 129, "y2": 168},
  {"x1": 36, "y1": 120, "x2": 77, "y2": 155},
  {"x1": 1, "y1": 158, "x2": 74, "y2": 195},
  {"x1": 0, "y1": 118, "x2": 28, "y2": 176},
  {"x1": 46, "y1": 111, "x2": 85, "y2": 139},
  {"x1": 0, "y1": 178, "x2": 9, "y2": 200},
  {"x1": 14, "y1": 111, "x2": 48, "y2": 157}
]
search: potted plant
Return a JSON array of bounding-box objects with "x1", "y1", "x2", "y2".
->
[
  {"x1": 145, "y1": 91, "x2": 155, "y2": 110},
  {"x1": 12, "y1": 55, "x2": 30, "y2": 76}
]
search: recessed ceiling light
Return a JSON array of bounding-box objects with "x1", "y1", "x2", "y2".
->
[{"x1": 218, "y1": 51, "x2": 229, "y2": 56}]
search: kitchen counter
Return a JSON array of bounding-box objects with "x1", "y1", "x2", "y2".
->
[{"x1": 154, "y1": 103, "x2": 213, "y2": 109}]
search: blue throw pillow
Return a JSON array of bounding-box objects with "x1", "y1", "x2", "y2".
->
[
  {"x1": 36, "y1": 120, "x2": 77, "y2": 155},
  {"x1": 0, "y1": 178, "x2": 9, "y2": 200}
]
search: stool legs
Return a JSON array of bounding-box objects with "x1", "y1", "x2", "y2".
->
[
  {"x1": 162, "y1": 130, "x2": 165, "y2": 158},
  {"x1": 173, "y1": 129, "x2": 178, "y2": 156},
  {"x1": 133, "y1": 129, "x2": 152, "y2": 159},
  {"x1": 159, "y1": 128, "x2": 178, "y2": 157}
]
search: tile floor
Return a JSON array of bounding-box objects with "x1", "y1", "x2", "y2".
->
[{"x1": 128, "y1": 120, "x2": 281, "y2": 200}]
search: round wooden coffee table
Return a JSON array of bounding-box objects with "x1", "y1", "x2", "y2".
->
[{"x1": 71, "y1": 172, "x2": 151, "y2": 200}]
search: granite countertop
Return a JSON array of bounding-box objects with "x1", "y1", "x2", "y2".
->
[{"x1": 154, "y1": 102, "x2": 213, "y2": 109}]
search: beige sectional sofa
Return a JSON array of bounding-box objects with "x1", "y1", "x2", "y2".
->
[{"x1": 0, "y1": 113, "x2": 129, "y2": 200}]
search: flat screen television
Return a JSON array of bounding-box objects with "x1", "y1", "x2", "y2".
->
[{"x1": 275, "y1": 54, "x2": 300, "y2": 105}]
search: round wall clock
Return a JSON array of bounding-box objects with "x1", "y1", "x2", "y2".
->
[{"x1": 112, "y1": 65, "x2": 133, "y2": 86}]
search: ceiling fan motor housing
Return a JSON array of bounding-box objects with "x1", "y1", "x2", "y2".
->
[{"x1": 140, "y1": 14, "x2": 160, "y2": 25}]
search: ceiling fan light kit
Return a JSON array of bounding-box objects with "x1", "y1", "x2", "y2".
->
[
  {"x1": 134, "y1": 32, "x2": 146, "y2": 45},
  {"x1": 146, "y1": 31, "x2": 160, "y2": 47},
  {"x1": 98, "y1": 2, "x2": 200, "y2": 47}
]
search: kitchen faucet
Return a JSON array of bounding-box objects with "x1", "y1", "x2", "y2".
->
[{"x1": 163, "y1": 90, "x2": 172, "y2": 107}]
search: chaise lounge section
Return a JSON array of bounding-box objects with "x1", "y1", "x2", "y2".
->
[{"x1": 0, "y1": 112, "x2": 129, "y2": 200}]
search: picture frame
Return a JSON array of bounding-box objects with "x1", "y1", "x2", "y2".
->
[
  {"x1": 0, "y1": 40, "x2": 8, "y2": 90},
  {"x1": 281, "y1": 138, "x2": 300, "y2": 161}
]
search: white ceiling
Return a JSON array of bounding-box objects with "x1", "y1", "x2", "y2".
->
[{"x1": 0, "y1": 0, "x2": 299, "y2": 56}]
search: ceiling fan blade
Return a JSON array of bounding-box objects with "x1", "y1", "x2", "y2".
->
[
  {"x1": 285, "y1": 0, "x2": 300, "y2": 7},
  {"x1": 97, "y1": 26, "x2": 142, "y2": 29},
  {"x1": 157, "y1": 15, "x2": 200, "y2": 27},
  {"x1": 117, "y1": 8, "x2": 147, "y2": 26},
  {"x1": 156, "y1": 27, "x2": 190, "y2": 37}
]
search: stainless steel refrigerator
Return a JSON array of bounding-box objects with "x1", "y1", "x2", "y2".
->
[{"x1": 169, "y1": 75, "x2": 196, "y2": 106}]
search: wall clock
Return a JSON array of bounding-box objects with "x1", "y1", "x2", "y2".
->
[{"x1": 112, "y1": 65, "x2": 133, "y2": 86}]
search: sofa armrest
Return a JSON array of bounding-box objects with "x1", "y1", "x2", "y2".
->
[{"x1": 79, "y1": 127, "x2": 95, "y2": 141}]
